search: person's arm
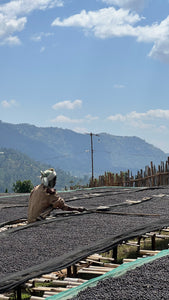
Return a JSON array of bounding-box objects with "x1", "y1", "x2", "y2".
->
[
  {"x1": 62, "y1": 203, "x2": 87, "y2": 212},
  {"x1": 53, "y1": 196, "x2": 87, "y2": 212},
  {"x1": 37, "y1": 205, "x2": 54, "y2": 220}
]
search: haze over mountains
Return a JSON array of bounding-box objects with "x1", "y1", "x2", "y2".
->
[
  {"x1": 0, "y1": 121, "x2": 168, "y2": 178},
  {"x1": 0, "y1": 147, "x2": 86, "y2": 193}
]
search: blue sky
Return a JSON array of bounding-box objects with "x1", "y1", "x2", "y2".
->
[{"x1": 1, "y1": 0, "x2": 169, "y2": 153}]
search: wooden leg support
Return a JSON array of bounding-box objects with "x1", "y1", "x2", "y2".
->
[
  {"x1": 151, "y1": 234, "x2": 156, "y2": 251},
  {"x1": 113, "y1": 246, "x2": 118, "y2": 263},
  {"x1": 73, "y1": 264, "x2": 77, "y2": 277},
  {"x1": 16, "y1": 286, "x2": 21, "y2": 300},
  {"x1": 137, "y1": 236, "x2": 141, "y2": 255},
  {"x1": 67, "y1": 266, "x2": 72, "y2": 277}
]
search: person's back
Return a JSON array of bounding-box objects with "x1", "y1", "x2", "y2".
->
[
  {"x1": 28, "y1": 184, "x2": 64, "y2": 223},
  {"x1": 28, "y1": 184, "x2": 42, "y2": 223},
  {"x1": 28, "y1": 168, "x2": 86, "y2": 223}
]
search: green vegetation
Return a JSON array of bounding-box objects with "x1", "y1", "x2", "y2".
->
[
  {"x1": 104, "y1": 233, "x2": 169, "y2": 264},
  {"x1": 0, "y1": 121, "x2": 168, "y2": 177},
  {"x1": 13, "y1": 180, "x2": 34, "y2": 193},
  {"x1": 0, "y1": 148, "x2": 89, "y2": 192}
]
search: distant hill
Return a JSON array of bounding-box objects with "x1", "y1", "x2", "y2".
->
[
  {"x1": 0, "y1": 120, "x2": 168, "y2": 177},
  {"x1": 0, "y1": 148, "x2": 87, "y2": 192}
]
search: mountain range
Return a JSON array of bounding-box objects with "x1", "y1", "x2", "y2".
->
[
  {"x1": 0, "y1": 120, "x2": 168, "y2": 179},
  {"x1": 0, "y1": 147, "x2": 88, "y2": 193}
]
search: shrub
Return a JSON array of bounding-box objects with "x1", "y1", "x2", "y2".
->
[{"x1": 13, "y1": 180, "x2": 34, "y2": 193}]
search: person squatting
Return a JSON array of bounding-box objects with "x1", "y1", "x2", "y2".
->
[{"x1": 28, "y1": 168, "x2": 86, "y2": 223}]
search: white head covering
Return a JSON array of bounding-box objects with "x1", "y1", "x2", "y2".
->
[{"x1": 40, "y1": 168, "x2": 57, "y2": 187}]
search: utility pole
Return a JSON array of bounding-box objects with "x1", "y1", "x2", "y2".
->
[
  {"x1": 89, "y1": 133, "x2": 99, "y2": 187},
  {"x1": 90, "y1": 133, "x2": 94, "y2": 185}
]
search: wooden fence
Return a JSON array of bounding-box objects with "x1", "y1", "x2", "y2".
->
[{"x1": 92, "y1": 157, "x2": 169, "y2": 188}]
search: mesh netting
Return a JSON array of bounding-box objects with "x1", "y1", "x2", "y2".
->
[{"x1": 46, "y1": 249, "x2": 169, "y2": 300}]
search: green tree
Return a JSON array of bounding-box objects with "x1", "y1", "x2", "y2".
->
[{"x1": 13, "y1": 180, "x2": 34, "y2": 193}]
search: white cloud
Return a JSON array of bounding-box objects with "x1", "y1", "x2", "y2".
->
[
  {"x1": 31, "y1": 32, "x2": 54, "y2": 42},
  {"x1": 85, "y1": 114, "x2": 99, "y2": 121},
  {"x1": 52, "y1": 6, "x2": 169, "y2": 63},
  {"x1": 1, "y1": 100, "x2": 10, "y2": 108},
  {"x1": 40, "y1": 46, "x2": 45, "y2": 52},
  {"x1": 52, "y1": 7, "x2": 142, "y2": 39},
  {"x1": 0, "y1": 0, "x2": 63, "y2": 17},
  {"x1": 1, "y1": 99, "x2": 18, "y2": 108},
  {"x1": 157, "y1": 125, "x2": 167, "y2": 132},
  {"x1": 107, "y1": 109, "x2": 169, "y2": 133},
  {"x1": 108, "y1": 113, "x2": 126, "y2": 121},
  {"x1": 0, "y1": 13, "x2": 26, "y2": 40},
  {"x1": 148, "y1": 38, "x2": 169, "y2": 63},
  {"x1": 102, "y1": 0, "x2": 146, "y2": 11},
  {"x1": 52, "y1": 99, "x2": 82, "y2": 110},
  {"x1": 73, "y1": 127, "x2": 87, "y2": 134},
  {"x1": 113, "y1": 83, "x2": 125, "y2": 88},
  {"x1": 50, "y1": 112, "x2": 99, "y2": 124},
  {"x1": 31, "y1": 35, "x2": 41, "y2": 42},
  {"x1": 128, "y1": 119, "x2": 155, "y2": 129},
  {"x1": 0, "y1": 35, "x2": 21, "y2": 45},
  {"x1": 108, "y1": 109, "x2": 169, "y2": 122},
  {"x1": 51, "y1": 115, "x2": 83, "y2": 123},
  {"x1": 0, "y1": 0, "x2": 63, "y2": 45}
]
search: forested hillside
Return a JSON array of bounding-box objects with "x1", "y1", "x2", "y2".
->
[
  {"x1": 0, "y1": 148, "x2": 88, "y2": 192},
  {"x1": 0, "y1": 121, "x2": 168, "y2": 177}
]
